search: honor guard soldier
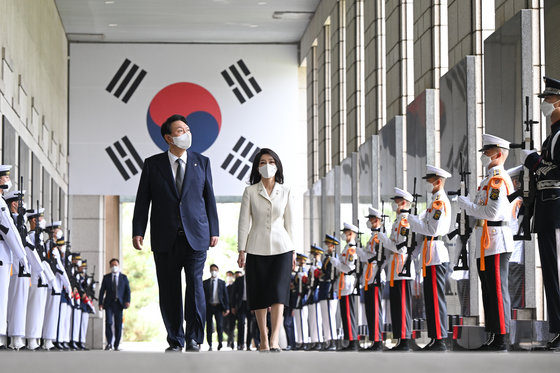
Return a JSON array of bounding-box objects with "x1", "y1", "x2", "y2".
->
[
  {"x1": 457, "y1": 134, "x2": 514, "y2": 351},
  {"x1": 56, "y1": 237, "x2": 73, "y2": 350},
  {"x1": 378, "y1": 188, "x2": 415, "y2": 351},
  {"x1": 0, "y1": 166, "x2": 30, "y2": 349},
  {"x1": 331, "y1": 222, "x2": 359, "y2": 351},
  {"x1": 407, "y1": 166, "x2": 452, "y2": 351},
  {"x1": 307, "y1": 245, "x2": 324, "y2": 350},
  {"x1": 42, "y1": 223, "x2": 64, "y2": 350},
  {"x1": 78, "y1": 259, "x2": 96, "y2": 350},
  {"x1": 357, "y1": 207, "x2": 385, "y2": 351},
  {"x1": 318, "y1": 234, "x2": 340, "y2": 351},
  {"x1": 523, "y1": 76, "x2": 560, "y2": 350},
  {"x1": 25, "y1": 207, "x2": 54, "y2": 350},
  {"x1": 5, "y1": 189, "x2": 32, "y2": 350},
  {"x1": 293, "y1": 252, "x2": 310, "y2": 350},
  {"x1": 507, "y1": 166, "x2": 525, "y2": 309}
]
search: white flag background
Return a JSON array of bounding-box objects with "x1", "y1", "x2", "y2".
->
[{"x1": 68, "y1": 43, "x2": 305, "y2": 198}]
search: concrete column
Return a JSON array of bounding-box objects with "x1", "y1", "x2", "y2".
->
[{"x1": 331, "y1": 0, "x2": 347, "y2": 165}]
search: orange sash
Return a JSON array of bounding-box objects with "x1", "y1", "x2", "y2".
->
[{"x1": 389, "y1": 218, "x2": 408, "y2": 287}]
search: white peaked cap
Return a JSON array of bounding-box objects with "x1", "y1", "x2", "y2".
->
[
  {"x1": 424, "y1": 165, "x2": 452, "y2": 179},
  {"x1": 341, "y1": 222, "x2": 360, "y2": 233},
  {"x1": 479, "y1": 134, "x2": 510, "y2": 151},
  {"x1": 365, "y1": 207, "x2": 382, "y2": 218},
  {"x1": 392, "y1": 187, "x2": 413, "y2": 202}
]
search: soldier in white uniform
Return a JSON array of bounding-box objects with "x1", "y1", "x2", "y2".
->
[
  {"x1": 293, "y1": 252, "x2": 310, "y2": 350},
  {"x1": 0, "y1": 166, "x2": 30, "y2": 349},
  {"x1": 357, "y1": 207, "x2": 386, "y2": 351},
  {"x1": 457, "y1": 134, "x2": 514, "y2": 351},
  {"x1": 307, "y1": 245, "x2": 323, "y2": 350},
  {"x1": 378, "y1": 188, "x2": 415, "y2": 351},
  {"x1": 25, "y1": 208, "x2": 53, "y2": 350},
  {"x1": 318, "y1": 234, "x2": 340, "y2": 351},
  {"x1": 4, "y1": 189, "x2": 32, "y2": 350},
  {"x1": 507, "y1": 165, "x2": 525, "y2": 309},
  {"x1": 55, "y1": 237, "x2": 73, "y2": 350},
  {"x1": 408, "y1": 165, "x2": 452, "y2": 351},
  {"x1": 331, "y1": 222, "x2": 359, "y2": 351}
]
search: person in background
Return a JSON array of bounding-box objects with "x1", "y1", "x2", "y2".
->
[{"x1": 203, "y1": 264, "x2": 229, "y2": 351}]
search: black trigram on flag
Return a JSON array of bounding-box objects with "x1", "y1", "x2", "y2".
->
[
  {"x1": 221, "y1": 59, "x2": 262, "y2": 104},
  {"x1": 221, "y1": 137, "x2": 260, "y2": 181},
  {"x1": 106, "y1": 59, "x2": 147, "y2": 103},
  {"x1": 105, "y1": 136, "x2": 144, "y2": 181}
]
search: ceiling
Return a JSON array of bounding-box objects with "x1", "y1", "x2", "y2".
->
[{"x1": 55, "y1": 0, "x2": 319, "y2": 43}]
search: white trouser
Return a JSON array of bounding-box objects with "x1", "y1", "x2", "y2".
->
[
  {"x1": 43, "y1": 291, "x2": 61, "y2": 340},
  {"x1": 7, "y1": 273, "x2": 30, "y2": 337},
  {"x1": 80, "y1": 312, "x2": 89, "y2": 343},
  {"x1": 26, "y1": 285, "x2": 48, "y2": 339},
  {"x1": 308, "y1": 303, "x2": 323, "y2": 343},
  {"x1": 0, "y1": 265, "x2": 10, "y2": 336},
  {"x1": 64, "y1": 303, "x2": 72, "y2": 342},
  {"x1": 72, "y1": 308, "x2": 82, "y2": 342},
  {"x1": 294, "y1": 306, "x2": 309, "y2": 344},
  {"x1": 319, "y1": 299, "x2": 338, "y2": 341}
]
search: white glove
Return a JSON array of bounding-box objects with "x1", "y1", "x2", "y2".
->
[
  {"x1": 19, "y1": 256, "x2": 30, "y2": 274},
  {"x1": 457, "y1": 196, "x2": 470, "y2": 209},
  {"x1": 450, "y1": 195, "x2": 458, "y2": 202},
  {"x1": 521, "y1": 149, "x2": 537, "y2": 164}
]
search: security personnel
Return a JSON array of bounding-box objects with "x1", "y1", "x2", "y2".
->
[
  {"x1": 523, "y1": 76, "x2": 560, "y2": 350},
  {"x1": 378, "y1": 188, "x2": 415, "y2": 351},
  {"x1": 356, "y1": 207, "x2": 385, "y2": 351},
  {"x1": 307, "y1": 245, "x2": 323, "y2": 350},
  {"x1": 408, "y1": 166, "x2": 452, "y2": 351},
  {"x1": 293, "y1": 252, "x2": 310, "y2": 350},
  {"x1": 507, "y1": 165, "x2": 525, "y2": 309},
  {"x1": 318, "y1": 234, "x2": 340, "y2": 351},
  {"x1": 331, "y1": 222, "x2": 359, "y2": 351},
  {"x1": 0, "y1": 166, "x2": 29, "y2": 349},
  {"x1": 5, "y1": 189, "x2": 32, "y2": 350},
  {"x1": 457, "y1": 134, "x2": 514, "y2": 351}
]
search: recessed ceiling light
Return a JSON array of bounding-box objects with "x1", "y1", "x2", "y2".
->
[
  {"x1": 104, "y1": 1, "x2": 115, "y2": 4},
  {"x1": 249, "y1": 24, "x2": 259, "y2": 28},
  {"x1": 257, "y1": 1, "x2": 267, "y2": 4},
  {"x1": 108, "y1": 23, "x2": 118, "y2": 27}
]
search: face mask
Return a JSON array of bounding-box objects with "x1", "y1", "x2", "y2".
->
[
  {"x1": 259, "y1": 164, "x2": 277, "y2": 179},
  {"x1": 77, "y1": 260, "x2": 82, "y2": 267},
  {"x1": 391, "y1": 201, "x2": 399, "y2": 212},
  {"x1": 55, "y1": 230, "x2": 63, "y2": 239},
  {"x1": 59, "y1": 245, "x2": 66, "y2": 253},
  {"x1": 366, "y1": 220, "x2": 373, "y2": 230},
  {"x1": 111, "y1": 265, "x2": 120, "y2": 273},
  {"x1": 480, "y1": 154, "x2": 494, "y2": 168},
  {"x1": 172, "y1": 132, "x2": 192, "y2": 150},
  {"x1": 39, "y1": 220, "x2": 46, "y2": 229},
  {"x1": 2, "y1": 179, "x2": 12, "y2": 192},
  {"x1": 211, "y1": 271, "x2": 218, "y2": 278},
  {"x1": 541, "y1": 100, "x2": 559, "y2": 117}
]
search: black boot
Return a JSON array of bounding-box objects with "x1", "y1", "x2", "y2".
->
[
  {"x1": 389, "y1": 339, "x2": 410, "y2": 351},
  {"x1": 339, "y1": 340, "x2": 359, "y2": 351},
  {"x1": 425, "y1": 339, "x2": 447, "y2": 352},
  {"x1": 370, "y1": 341, "x2": 384, "y2": 351},
  {"x1": 311, "y1": 342, "x2": 322, "y2": 351},
  {"x1": 325, "y1": 340, "x2": 337, "y2": 351},
  {"x1": 547, "y1": 333, "x2": 560, "y2": 351},
  {"x1": 486, "y1": 334, "x2": 507, "y2": 351}
]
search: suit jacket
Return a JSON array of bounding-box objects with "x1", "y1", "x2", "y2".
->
[
  {"x1": 231, "y1": 276, "x2": 247, "y2": 310},
  {"x1": 237, "y1": 182, "x2": 294, "y2": 256},
  {"x1": 132, "y1": 151, "x2": 219, "y2": 251},
  {"x1": 99, "y1": 272, "x2": 131, "y2": 308},
  {"x1": 203, "y1": 277, "x2": 229, "y2": 310}
]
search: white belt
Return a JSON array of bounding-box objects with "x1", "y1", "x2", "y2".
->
[{"x1": 537, "y1": 180, "x2": 560, "y2": 190}]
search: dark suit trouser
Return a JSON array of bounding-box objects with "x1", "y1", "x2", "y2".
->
[
  {"x1": 206, "y1": 304, "x2": 224, "y2": 346},
  {"x1": 283, "y1": 306, "x2": 296, "y2": 348},
  {"x1": 154, "y1": 234, "x2": 207, "y2": 347},
  {"x1": 389, "y1": 280, "x2": 412, "y2": 339},
  {"x1": 423, "y1": 264, "x2": 448, "y2": 339},
  {"x1": 508, "y1": 262, "x2": 525, "y2": 309},
  {"x1": 225, "y1": 313, "x2": 236, "y2": 345},
  {"x1": 477, "y1": 253, "x2": 511, "y2": 334},
  {"x1": 105, "y1": 303, "x2": 124, "y2": 348},
  {"x1": 363, "y1": 285, "x2": 383, "y2": 342},
  {"x1": 236, "y1": 300, "x2": 250, "y2": 347},
  {"x1": 339, "y1": 295, "x2": 357, "y2": 341},
  {"x1": 538, "y1": 229, "x2": 560, "y2": 333}
]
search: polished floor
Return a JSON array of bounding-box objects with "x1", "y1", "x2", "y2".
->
[{"x1": 2, "y1": 348, "x2": 558, "y2": 373}]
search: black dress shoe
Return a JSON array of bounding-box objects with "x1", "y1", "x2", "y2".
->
[
  {"x1": 311, "y1": 343, "x2": 322, "y2": 351},
  {"x1": 185, "y1": 340, "x2": 200, "y2": 352},
  {"x1": 104, "y1": 344, "x2": 113, "y2": 351},
  {"x1": 547, "y1": 333, "x2": 560, "y2": 351},
  {"x1": 338, "y1": 340, "x2": 359, "y2": 351},
  {"x1": 389, "y1": 339, "x2": 410, "y2": 352},
  {"x1": 423, "y1": 339, "x2": 447, "y2": 351},
  {"x1": 475, "y1": 334, "x2": 506, "y2": 352},
  {"x1": 217, "y1": 342, "x2": 223, "y2": 351},
  {"x1": 165, "y1": 346, "x2": 182, "y2": 352}
]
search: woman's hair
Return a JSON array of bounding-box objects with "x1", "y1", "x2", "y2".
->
[{"x1": 249, "y1": 148, "x2": 284, "y2": 185}]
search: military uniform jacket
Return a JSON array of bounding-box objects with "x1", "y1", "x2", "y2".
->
[
  {"x1": 331, "y1": 242, "x2": 357, "y2": 297},
  {"x1": 24, "y1": 231, "x2": 47, "y2": 285},
  {"x1": 0, "y1": 197, "x2": 27, "y2": 267},
  {"x1": 525, "y1": 119, "x2": 560, "y2": 231},
  {"x1": 509, "y1": 197, "x2": 524, "y2": 264},
  {"x1": 378, "y1": 213, "x2": 415, "y2": 282},
  {"x1": 408, "y1": 189, "x2": 451, "y2": 273},
  {"x1": 306, "y1": 261, "x2": 321, "y2": 304},
  {"x1": 356, "y1": 229, "x2": 386, "y2": 286},
  {"x1": 295, "y1": 266, "x2": 309, "y2": 308},
  {"x1": 460, "y1": 165, "x2": 514, "y2": 259},
  {"x1": 318, "y1": 253, "x2": 335, "y2": 300}
]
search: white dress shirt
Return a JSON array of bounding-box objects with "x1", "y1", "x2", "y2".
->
[{"x1": 167, "y1": 150, "x2": 188, "y2": 179}]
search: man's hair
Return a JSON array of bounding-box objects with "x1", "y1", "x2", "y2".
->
[
  {"x1": 109, "y1": 258, "x2": 119, "y2": 266},
  {"x1": 499, "y1": 148, "x2": 509, "y2": 160},
  {"x1": 209, "y1": 264, "x2": 219, "y2": 270},
  {"x1": 160, "y1": 114, "x2": 188, "y2": 139},
  {"x1": 226, "y1": 271, "x2": 234, "y2": 275}
]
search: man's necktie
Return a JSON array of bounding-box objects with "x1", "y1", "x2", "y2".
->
[
  {"x1": 113, "y1": 275, "x2": 117, "y2": 301},
  {"x1": 175, "y1": 159, "x2": 184, "y2": 195}
]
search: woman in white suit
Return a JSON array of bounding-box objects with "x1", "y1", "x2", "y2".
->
[{"x1": 237, "y1": 148, "x2": 296, "y2": 352}]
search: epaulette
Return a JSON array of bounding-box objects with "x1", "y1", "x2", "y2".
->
[{"x1": 493, "y1": 169, "x2": 501, "y2": 176}]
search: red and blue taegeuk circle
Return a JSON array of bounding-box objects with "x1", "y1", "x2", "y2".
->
[{"x1": 147, "y1": 82, "x2": 222, "y2": 153}]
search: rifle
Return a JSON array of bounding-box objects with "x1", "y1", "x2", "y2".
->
[
  {"x1": 86, "y1": 265, "x2": 99, "y2": 301},
  {"x1": 16, "y1": 176, "x2": 26, "y2": 242},
  {"x1": 397, "y1": 177, "x2": 421, "y2": 277},
  {"x1": 508, "y1": 95, "x2": 538, "y2": 240},
  {"x1": 447, "y1": 153, "x2": 471, "y2": 270},
  {"x1": 353, "y1": 228, "x2": 362, "y2": 294},
  {"x1": 328, "y1": 231, "x2": 337, "y2": 300},
  {"x1": 372, "y1": 201, "x2": 388, "y2": 285}
]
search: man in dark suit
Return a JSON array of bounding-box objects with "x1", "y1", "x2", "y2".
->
[
  {"x1": 202, "y1": 264, "x2": 229, "y2": 350},
  {"x1": 132, "y1": 114, "x2": 220, "y2": 352},
  {"x1": 231, "y1": 271, "x2": 251, "y2": 350},
  {"x1": 98, "y1": 258, "x2": 131, "y2": 351},
  {"x1": 224, "y1": 271, "x2": 236, "y2": 349}
]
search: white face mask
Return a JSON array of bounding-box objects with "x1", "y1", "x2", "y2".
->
[
  {"x1": 111, "y1": 265, "x2": 120, "y2": 273},
  {"x1": 480, "y1": 153, "x2": 494, "y2": 168},
  {"x1": 426, "y1": 182, "x2": 435, "y2": 192},
  {"x1": 259, "y1": 164, "x2": 277, "y2": 179},
  {"x1": 541, "y1": 99, "x2": 559, "y2": 117},
  {"x1": 211, "y1": 270, "x2": 218, "y2": 278},
  {"x1": 39, "y1": 220, "x2": 46, "y2": 229},
  {"x1": 366, "y1": 220, "x2": 373, "y2": 230},
  {"x1": 2, "y1": 179, "x2": 12, "y2": 192},
  {"x1": 172, "y1": 132, "x2": 192, "y2": 150},
  {"x1": 55, "y1": 230, "x2": 63, "y2": 239}
]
